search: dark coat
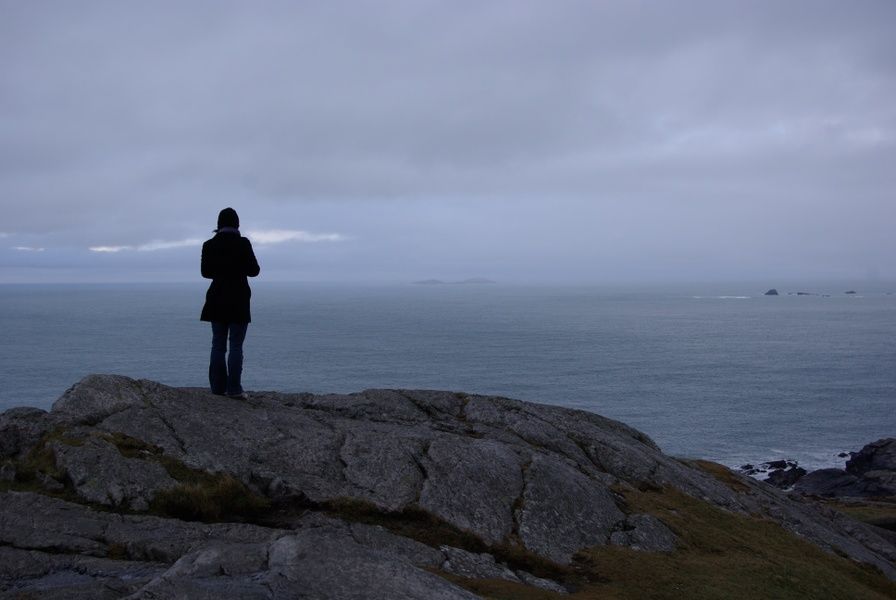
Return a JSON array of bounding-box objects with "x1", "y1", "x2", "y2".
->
[{"x1": 200, "y1": 232, "x2": 260, "y2": 323}]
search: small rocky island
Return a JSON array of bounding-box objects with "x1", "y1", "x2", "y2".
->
[{"x1": 1, "y1": 375, "x2": 895, "y2": 598}]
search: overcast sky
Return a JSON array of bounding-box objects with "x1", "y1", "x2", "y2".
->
[{"x1": 1, "y1": 0, "x2": 894, "y2": 283}]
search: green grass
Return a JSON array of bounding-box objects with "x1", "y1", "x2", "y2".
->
[
  {"x1": 578, "y1": 486, "x2": 896, "y2": 599},
  {"x1": 0, "y1": 428, "x2": 85, "y2": 500},
  {"x1": 825, "y1": 499, "x2": 896, "y2": 532},
  {"x1": 451, "y1": 485, "x2": 896, "y2": 600},
  {"x1": 2, "y1": 429, "x2": 270, "y2": 524},
  {"x1": 151, "y1": 474, "x2": 270, "y2": 522},
  {"x1": 100, "y1": 430, "x2": 270, "y2": 522}
]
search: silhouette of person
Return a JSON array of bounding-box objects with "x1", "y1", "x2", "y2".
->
[{"x1": 200, "y1": 208, "x2": 260, "y2": 398}]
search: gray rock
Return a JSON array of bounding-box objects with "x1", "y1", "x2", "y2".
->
[
  {"x1": 860, "y1": 470, "x2": 896, "y2": 497},
  {"x1": 793, "y1": 468, "x2": 864, "y2": 497},
  {"x1": 766, "y1": 466, "x2": 807, "y2": 489},
  {"x1": 764, "y1": 288, "x2": 779, "y2": 295},
  {"x1": 0, "y1": 462, "x2": 14, "y2": 482},
  {"x1": 51, "y1": 437, "x2": 177, "y2": 510},
  {"x1": 0, "y1": 406, "x2": 51, "y2": 458},
  {"x1": 52, "y1": 375, "x2": 150, "y2": 426},
  {"x1": 1, "y1": 373, "x2": 895, "y2": 596},
  {"x1": 846, "y1": 438, "x2": 896, "y2": 476},
  {"x1": 437, "y1": 545, "x2": 570, "y2": 593},
  {"x1": 610, "y1": 514, "x2": 677, "y2": 552},
  {"x1": 516, "y1": 570, "x2": 569, "y2": 593},
  {"x1": 262, "y1": 531, "x2": 479, "y2": 600},
  {"x1": 516, "y1": 453, "x2": 624, "y2": 563},
  {"x1": 339, "y1": 427, "x2": 426, "y2": 511},
  {"x1": 440, "y1": 546, "x2": 520, "y2": 582},
  {"x1": 418, "y1": 436, "x2": 523, "y2": 545},
  {"x1": 0, "y1": 491, "x2": 279, "y2": 563},
  {"x1": 0, "y1": 546, "x2": 163, "y2": 599},
  {"x1": 35, "y1": 471, "x2": 65, "y2": 492},
  {"x1": 347, "y1": 521, "x2": 445, "y2": 568}
]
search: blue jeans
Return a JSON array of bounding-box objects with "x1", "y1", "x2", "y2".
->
[{"x1": 209, "y1": 322, "x2": 249, "y2": 395}]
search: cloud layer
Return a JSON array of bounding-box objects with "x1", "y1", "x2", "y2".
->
[
  {"x1": 87, "y1": 230, "x2": 344, "y2": 252},
  {"x1": 1, "y1": 1, "x2": 894, "y2": 282}
]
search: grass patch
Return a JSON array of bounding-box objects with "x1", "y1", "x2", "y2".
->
[
  {"x1": 323, "y1": 497, "x2": 489, "y2": 551},
  {"x1": 322, "y1": 498, "x2": 571, "y2": 581},
  {"x1": 446, "y1": 486, "x2": 896, "y2": 600},
  {"x1": 151, "y1": 474, "x2": 270, "y2": 522},
  {"x1": 106, "y1": 542, "x2": 128, "y2": 560},
  {"x1": 3, "y1": 427, "x2": 85, "y2": 498},
  {"x1": 559, "y1": 487, "x2": 896, "y2": 600},
  {"x1": 102, "y1": 431, "x2": 164, "y2": 459},
  {"x1": 824, "y1": 499, "x2": 896, "y2": 532},
  {"x1": 692, "y1": 459, "x2": 752, "y2": 493},
  {"x1": 103, "y1": 431, "x2": 270, "y2": 523}
]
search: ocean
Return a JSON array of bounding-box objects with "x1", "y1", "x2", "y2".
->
[{"x1": 1, "y1": 281, "x2": 893, "y2": 472}]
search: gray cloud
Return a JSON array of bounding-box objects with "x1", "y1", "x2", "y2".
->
[{"x1": 1, "y1": 0, "x2": 894, "y2": 282}]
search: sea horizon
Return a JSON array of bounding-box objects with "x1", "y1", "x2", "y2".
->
[{"x1": 2, "y1": 280, "x2": 894, "y2": 474}]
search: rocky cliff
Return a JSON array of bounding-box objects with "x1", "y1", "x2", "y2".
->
[{"x1": 1, "y1": 375, "x2": 894, "y2": 599}]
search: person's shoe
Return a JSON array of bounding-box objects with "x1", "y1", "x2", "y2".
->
[{"x1": 227, "y1": 392, "x2": 248, "y2": 400}]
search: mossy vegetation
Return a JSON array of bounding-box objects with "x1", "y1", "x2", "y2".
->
[
  {"x1": 1, "y1": 427, "x2": 84, "y2": 500},
  {"x1": 100, "y1": 430, "x2": 270, "y2": 522},
  {"x1": 691, "y1": 459, "x2": 752, "y2": 493},
  {"x1": 825, "y1": 499, "x2": 896, "y2": 532},
  {"x1": 151, "y1": 475, "x2": 270, "y2": 522},
  {"x1": 322, "y1": 497, "x2": 489, "y2": 551},
  {"x1": 102, "y1": 431, "x2": 164, "y2": 459},
  {"x1": 451, "y1": 486, "x2": 896, "y2": 600},
  {"x1": 106, "y1": 542, "x2": 128, "y2": 560}
]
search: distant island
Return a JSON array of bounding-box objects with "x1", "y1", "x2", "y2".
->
[
  {"x1": 412, "y1": 277, "x2": 497, "y2": 285},
  {"x1": 763, "y1": 288, "x2": 878, "y2": 297}
]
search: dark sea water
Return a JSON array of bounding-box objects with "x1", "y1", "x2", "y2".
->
[{"x1": 1, "y1": 282, "x2": 894, "y2": 471}]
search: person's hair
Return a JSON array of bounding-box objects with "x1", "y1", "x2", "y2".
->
[{"x1": 216, "y1": 207, "x2": 239, "y2": 230}]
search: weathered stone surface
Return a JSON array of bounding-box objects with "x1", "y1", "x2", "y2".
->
[
  {"x1": 0, "y1": 492, "x2": 279, "y2": 563},
  {"x1": 53, "y1": 375, "x2": 150, "y2": 426},
  {"x1": 345, "y1": 521, "x2": 445, "y2": 568},
  {"x1": 339, "y1": 426, "x2": 426, "y2": 511},
  {"x1": 860, "y1": 470, "x2": 896, "y2": 497},
  {"x1": 52, "y1": 437, "x2": 177, "y2": 510},
  {"x1": 263, "y1": 531, "x2": 479, "y2": 600},
  {"x1": 766, "y1": 466, "x2": 807, "y2": 489},
  {"x1": 437, "y1": 545, "x2": 569, "y2": 593},
  {"x1": 610, "y1": 514, "x2": 677, "y2": 552},
  {"x1": 516, "y1": 453, "x2": 624, "y2": 563},
  {"x1": 0, "y1": 462, "x2": 15, "y2": 482},
  {"x1": 786, "y1": 438, "x2": 896, "y2": 501},
  {"x1": 847, "y1": 438, "x2": 896, "y2": 476},
  {"x1": 1, "y1": 374, "x2": 895, "y2": 596},
  {"x1": 418, "y1": 436, "x2": 523, "y2": 545},
  {"x1": 440, "y1": 546, "x2": 520, "y2": 583},
  {"x1": 0, "y1": 491, "x2": 480, "y2": 599},
  {"x1": 516, "y1": 570, "x2": 569, "y2": 594},
  {"x1": 0, "y1": 546, "x2": 163, "y2": 599},
  {"x1": 0, "y1": 406, "x2": 51, "y2": 458}
]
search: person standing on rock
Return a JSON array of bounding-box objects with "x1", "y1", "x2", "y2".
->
[{"x1": 200, "y1": 207, "x2": 260, "y2": 399}]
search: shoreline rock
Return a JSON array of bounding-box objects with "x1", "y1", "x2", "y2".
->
[
  {"x1": 2, "y1": 375, "x2": 895, "y2": 597},
  {"x1": 739, "y1": 439, "x2": 896, "y2": 499}
]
